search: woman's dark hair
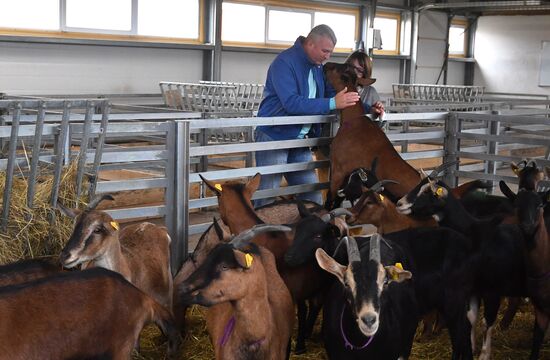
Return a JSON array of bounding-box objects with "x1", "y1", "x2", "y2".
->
[{"x1": 345, "y1": 50, "x2": 373, "y2": 80}]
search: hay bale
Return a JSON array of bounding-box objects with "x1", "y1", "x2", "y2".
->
[{"x1": 0, "y1": 161, "x2": 87, "y2": 264}]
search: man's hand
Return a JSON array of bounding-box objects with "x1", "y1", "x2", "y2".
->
[
  {"x1": 334, "y1": 87, "x2": 360, "y2": 109},
  {"x1": 370, "y1": 101, "x2": 385, "y2": 118}
]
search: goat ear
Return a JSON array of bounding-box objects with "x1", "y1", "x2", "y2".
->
[
  {"x1": 233, "y1": 249, "x2": 253, "y2": 269},
  {"x1": 199, "y1": 174, "x2": 222, "y2": 196},
  {"x1": 331, "y1": 217, "x2": 349, "y2": 237},
  {"x1": 57, "y1": 203, "x2": 80, "y2": 218},
  {"x1": 384, "y1": 265, "x2": 412, "y2": 283},
  {"x1": 246, "y1": 173, "x2": 261, "y2": 196},
  {"x1": 499, "y1": 181, "x2": 517, "y2": 201},
  {"x1": 315, "y1": 248, "x2": 346, "y2": 284},
  {"x1": 213, "y1": 218, "x2": 231, "y2": 242}
]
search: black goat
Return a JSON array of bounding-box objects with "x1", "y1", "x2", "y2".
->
[
  {"x1": 500, "y1": 181, "x2": 550, "y2": 360},
  {"x1": 286, "y1": 207, "x2": 477, "y2": 359},
  {"x1": 315, "y1": 235, "x2": 418, "y2": 360},
  {"x1": 397, "y1": 176, "x2": 527, "y2": 359}
]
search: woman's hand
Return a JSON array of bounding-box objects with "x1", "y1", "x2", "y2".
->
[{"x1": 370, "y1": 101, "x2": 385, "y2": 118}]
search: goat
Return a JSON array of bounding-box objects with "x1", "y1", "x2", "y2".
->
[
  {"x1": 346, "y1": 180, "x2": 437, "y2": 232},
  {"x1": 59, "y1": 194, "x2": 173, "y2": 310},
  {"x1": 500, "y1": 181, "x2": 550, "y2": 360},
  {"x1": 200, "y1": 173, "x2": 327, "y2": 354},
  {"x1": 173, "y1": 218, "x2": 229, "y2": 333},
  {"x1": 323, "y1": 62, "x2": 423, "y2": 209},
  {"x1": 286, "y1": 206, "x2": 477, "y2": 359},
  {"x1": 397, "y1": 176, "x2": 527, "y2": 360},
  {"x1": 315, "y1": 234, "x2": 417, "y2": 360},
  {"x1": 0, "y1": 267, "x2": 180, "y2": 359},
  {"x1": 178, "y1": 225, "x2": 294, "y2": 360},
  {"x1": 511, "y1": 160, "x2": 547, "y2": 191},
  {"x1": 0, "y1": 257, "x2": 62, "y2": 287}
]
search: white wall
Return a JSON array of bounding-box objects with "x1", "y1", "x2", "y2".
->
[
  {"x1": 474, "y1": 15, "x2": 550, "y2": 95},
  {"x1": 415, "y1": 10, "x2": 449, "y2": 84},
  {"x1": 0, "y1": 41, "x2": 203, "y2": 95}
]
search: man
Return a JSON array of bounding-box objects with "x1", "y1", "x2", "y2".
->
[{"x1": 254, "y1": 24, "x2": 360, "y2": 207}]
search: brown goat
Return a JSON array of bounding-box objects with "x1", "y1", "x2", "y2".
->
[
  {"x1": 0, "y1": 257, "x2": 63, "y2": 287},
  {"x1": 173, "y1": 199, "x2": 320, "y2": 336},
  {"x1": 199, "y1": 173, "x2": 326, "y2": 354},
  {"x1": 0, "y1": 267, "x2": 180, "y2": 360},
  {"x1": 178, "y1": 227, "x2": 294, "y2": 360},
  {"x1": 59, "y1": 195, "x2": 173, "y2": 310},
  {"x1": 324, "y1": 62, "x2": 421, "y2": 208},
  {"x1": 347, "y1": 183, "x2": 437, "y2": 233}
]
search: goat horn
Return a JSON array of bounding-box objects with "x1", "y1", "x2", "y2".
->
[
  {"x1": 369, "y1": 233, "x2": 382, "y2": 263},
  {"x1": 321, "y1": 208, "x2": 353, "y2": 223},
  {"x1": 87, "y1": 194, "x2": 115, "y2": 210},
  {"x1": 370, "y1": 179, "x2": 400, "y2": 193},
  {"x1": 428, "y1": 160, "x2": 459, "y2": 179},
  {"x1": 343, "y1": 236, "x2": 361, "y2": 263},
  {"x1": 230, "y1": 224, "x2": 291, "y2": 249}
]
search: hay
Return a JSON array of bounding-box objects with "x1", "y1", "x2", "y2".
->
[
  {"x1": 0, "y1": 160, "x2": 86, "y2": 264},
  {"x1": 135, "y1": 303, "x2": 550, "y2": 359}
]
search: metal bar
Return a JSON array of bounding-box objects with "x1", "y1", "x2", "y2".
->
[
  {"x1": 96, "y1": 177, "x2": 167, "y2": 193},
  {"x1": 104, "y1": 205, "x2": 165, "y2": 219},
  {"x1": 75, "y1": 101, "x2": 95, "y2": 201},
  {"x1": 443, "y1": 112, "x2": 460, "y2": 187},
  {"x1": 175, "y1": 121, "x2": 189, "y2": 273},
  {"x1": 88, "y1": 101, "x2": 111, "y2": 198},
  {"x1": 26, "y1": 101, "x2": 47, "y2": 209},
  {"x1": 49, "y1": 101, "x2": 72, "y2": 226},
  {"x1": 190, "y1": 137, "x2": 331, "y2": 156},
  {"x1": 1, "y1": 103, "x2": 21, "y2": 231}
]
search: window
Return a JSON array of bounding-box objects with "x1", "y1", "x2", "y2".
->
[
  {"x1": 0, "y1": 0, "x2": 59, "y2": 30},
  {"x1": 222, "y1": 1, "x2": 358, "y2": 51},
  {"x1": 314, "y1": 11, "x2": 356, "y2": 49},
  {"x1": 373, "y1": 11, "x2": 401, "y2": 55},
  {"x1": 0, "y1": 0, "x2": 202, "y2": 43},
  {"x1": 268, "y1": 9, "x2": 311, "y2": 43},
  {"x1": 449, "y1": 19, "x2": 467, "y2": 57},
  {"x1": 138, "y1": 0, "x2": 200, "y2": 39},
  {"x1": 222, "y1": 2, "x2": 265, "y2": 43},
  {"x1": 65, "y1": 0, "x2": 132, "y2": 32}
]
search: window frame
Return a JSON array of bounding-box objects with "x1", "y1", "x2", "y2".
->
[
  {"x1": 221, "y1": 0, "x2": 359, "y2": 52},
  {"x1": 448, "y1": 18, "x2": 468, "y2": 58},
  {"x1": 0, "y1": 0, "x2": 204, "y2": 45},
  {"x1": 372, "y1": 11, "x2": 401, "y2": 56}
]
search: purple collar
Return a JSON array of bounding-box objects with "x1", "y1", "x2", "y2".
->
[
  {"x1": 218, "y1": 316, "x2": 266, "y2": 349},
  {"x1": 340, "y1": 303, "x2": 374, "y2": 350},
  {"x1": 218, "y1": 316, "x2": 236, "y2": 347}
]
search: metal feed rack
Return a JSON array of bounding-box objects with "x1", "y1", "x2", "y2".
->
[
  {"x1": 392, "y1": 84, "x2": 484, "y2": 103},
  {"x1": 159, "y1": 81, "x2": 264, "y2": 113}
]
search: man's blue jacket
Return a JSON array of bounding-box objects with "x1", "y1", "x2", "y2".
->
[{"x1": 256, "y1": 36, "x2": 336, "y2": 140}]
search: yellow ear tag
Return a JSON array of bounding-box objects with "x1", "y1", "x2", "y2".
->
[
  {"x1": 435, "y1": 187, "x2": 444, "y2": 197},
  {"x1": 245, "y1": 253, "x2": 253, "y2": 268},
  {"x1": 379, "y1": 194, "x2": 385, "y2": 201},
  {"x1": 392, "y1": 262, "x2": 404, "y2": 281},
  {"x1": 110, "y1": 221, "x2": 119, "y2": 231},
  {"x1": 214, "y1": 183, "x2": 223, "y2": 192},
  {"x1": 512, "y1": 168, "x2": 520, "y2": 175}
]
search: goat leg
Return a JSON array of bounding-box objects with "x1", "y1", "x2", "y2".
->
[
  {"x1": 294, "y1": 301, "x2": 308, "y2": 354},
  {"x1": 529, "y1": 308, "x2": 549, "y2": 360}
]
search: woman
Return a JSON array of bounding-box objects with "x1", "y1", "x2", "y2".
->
[{"x1": 345, "y1": 50, "x2": 385, "y2": 119}]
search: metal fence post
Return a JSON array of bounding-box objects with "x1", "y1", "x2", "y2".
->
[
  {"x1": 166, "y1": 120, "x2": 189, "y2": 274},
  {"x1": 1, "y1": 103, "x2": 21, "y2": 232},
  {"x1": 486, "y1": 111, "x2": 501, "y2": 193},
  {"x1": 443, "y1": 111, "x2": 460, "y2": 187}
]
